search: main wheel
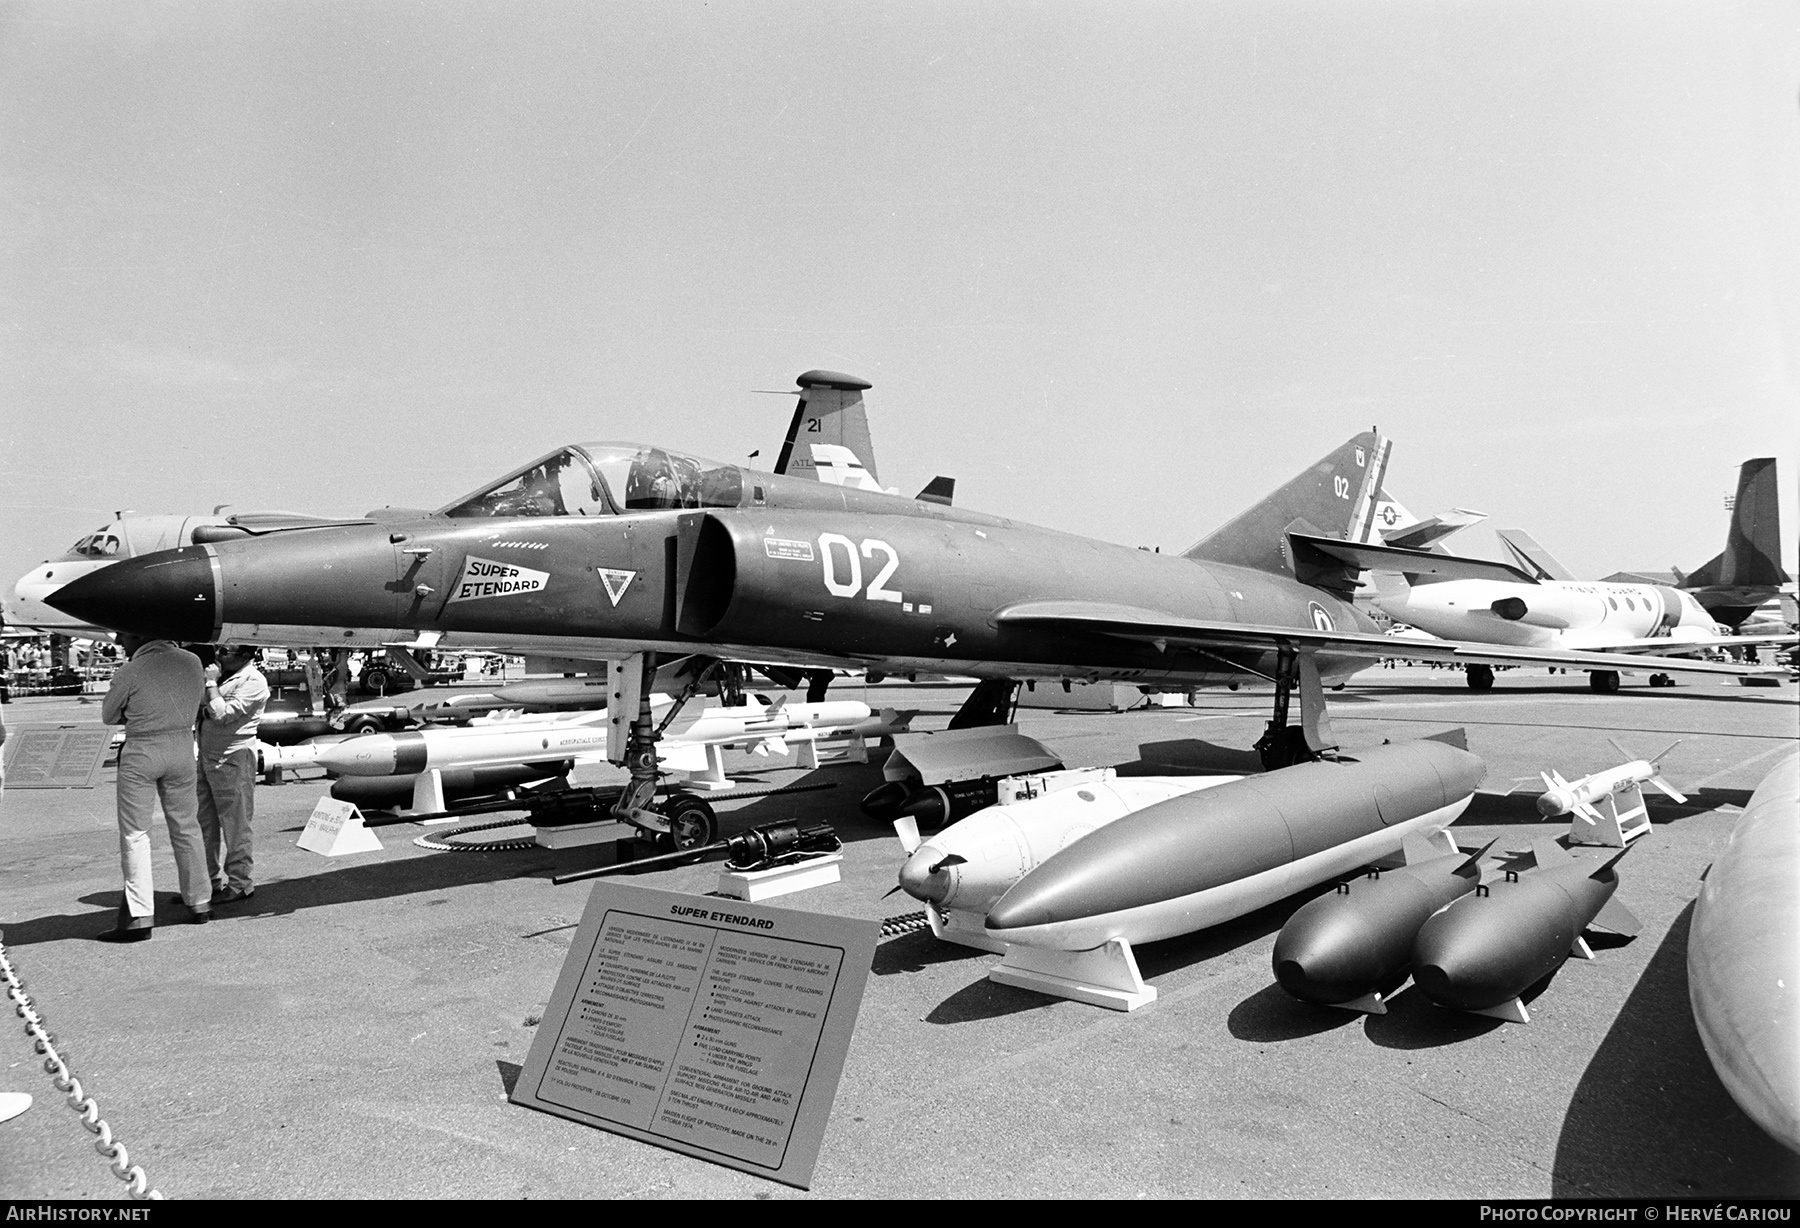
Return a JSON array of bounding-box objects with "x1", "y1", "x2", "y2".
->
[
  {"x1": 1465, "y1": 664, "x2": 1495, "y2": 691},
  {"x1": 655, "y1": 793, "x2": 718, "y2": 853},
  {"x1": 1589, "y1": 670, "x2": 1621, "y2": 694}
]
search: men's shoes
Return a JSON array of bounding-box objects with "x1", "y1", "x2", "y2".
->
[
  {"x1": 210, "y1": 884, "x2": 254, "y2": 905},
  {"x1": 100, "y1": 912, "x2": 153, "y2": 943},
  {"x1": 188, "y1": 905, "x2": 212, "y2": 925}
]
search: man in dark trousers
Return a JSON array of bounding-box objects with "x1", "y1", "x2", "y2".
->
[
  {"x1": 100, "y1": 634, "x2": 209, "y2": 941},
  {"x1": 197, "y1": 643, "x2": 269, "y2": 904}
]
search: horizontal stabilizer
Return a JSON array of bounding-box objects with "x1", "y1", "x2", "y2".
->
[
  {"x1": 1288, "y1": 532, "x2": 1540, "y2": 585},
  {"x1": 1380, "y1": 505, "x2": 1487, "y2": 551}
]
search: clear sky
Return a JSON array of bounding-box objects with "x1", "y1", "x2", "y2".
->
[{"x1": 4, "y1": 1, "x2": 1796, "y2": 593}]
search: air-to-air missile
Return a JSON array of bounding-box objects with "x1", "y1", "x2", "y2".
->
[
  {"x1": 895, "y1": 766, "x2": 1244, "y2": 951},
  {"x1": 1271, "y1": 835, "x2": 1493, "y2": 1013},
  {"x1": 1534, "y1": 739, "x2": 1685, "y2": 847},
  {"x1": 1686, "y1": 747, "x2": 1798, "y2": 1153},
  {"x1": 1410, "y1": 833, "x2": 1640, "y2": 1024},
  {"x1": 983, "y1": 737, "x2": 1486, "y2": 954}
]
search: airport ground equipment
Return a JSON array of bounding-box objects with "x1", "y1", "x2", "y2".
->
[
  {"x1": 551, "y1": 820, "x2": 841, "y2": 885},
  {"x1": 978, "y1": 736, "x2": 1484, "y2": 1009},
  {"x1": 1411, "y1": 834, "x2": 1640, "y2": 1024},
  {"x1": 1272, "y1": 835, "x2": 1492, "y2": 1014},
  {"x1": 1687, "y1": 747, "x2": 1799, "y2": 1154}
]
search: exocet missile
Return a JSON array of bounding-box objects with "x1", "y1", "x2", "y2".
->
[
  {"x1": 1272, "y1": 836, "x2": 1492, "y2": 1013},
  {"x1": 1410, "y1": 834, "x2": 1640, "y2": 1024},
  {"x1": 984, "y1": 737, "x2": 1485, "y2": 952},
  {"x1": 897, "y1": 771, "x2": 1241, "y2": 913}
]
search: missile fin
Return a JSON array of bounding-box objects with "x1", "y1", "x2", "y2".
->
[
  {"x1": 1591, "y1": 894, "x2": 1641, "y2": 938},
  {"x1": 1334, "y1": 990, "x2": 1388, "y2": 1016},
  {"x1": 1570, "y1": 935, "x2": 1596, "y2": 960},
  {"x1": 1400, "y1": 834, "x2": 1440, "y2": 866},
  {"x1": 1422, "y1": 727, "x2": 1468, "y2": 751},
  {"x1": 1648, "y1": 775, "x2": 1688, "y2": 804},
  {"x1": 1530, "y1": 833, "x2": 1573, "y2": 868},
  {"x1": 1455, "y1": 839, "x2": 1497, "y2": 879},
  {"x1": 1647, "y1": 738, "x2": 1684, "y2": 767}
]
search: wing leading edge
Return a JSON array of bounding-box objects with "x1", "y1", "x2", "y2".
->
[{"x1": 992, "y1": 601, "x2": 1787, "y2": 678}]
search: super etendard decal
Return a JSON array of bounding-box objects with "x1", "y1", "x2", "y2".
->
[{"x1": 447, "y1": 556, "x2": 550, "y2": 603}]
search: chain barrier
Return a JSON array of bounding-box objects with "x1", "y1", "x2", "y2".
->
[{"x1": 0, "y1": 930, "x2": 163, "y2": 1200}]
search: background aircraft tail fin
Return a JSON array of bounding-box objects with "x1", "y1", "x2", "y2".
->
[
  {"x1": 1495, "y1": 529, "x2": 1577, "y2": 581},
  {"x1": 1716, "y1": 458, "x2": 1787, "y2": 588},
  {"x1": 916, "y1": 476, "x2": 955, "y2": 506},
  {"x1": 773, "y1": 370, "x2": 880, "y2": 485},
  {"x1": 1182, "y1": 431, "x2": 1388, "y2": 578}
]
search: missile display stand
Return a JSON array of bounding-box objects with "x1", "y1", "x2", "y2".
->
[{"x1": 989, "y1": 939, "x2": 1158, "y2": 1012}]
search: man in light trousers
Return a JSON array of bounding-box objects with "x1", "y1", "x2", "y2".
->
[
  {"x1": 100, "y1": 635, "x2": 209, "y2": 941},
  {"x1": 198, "y1": 643, "x2": 268, "y2": 904}
]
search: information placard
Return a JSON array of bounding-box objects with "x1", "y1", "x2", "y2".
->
[
  {"x1": 511, "y1": 880, "x2": 879, "y2": 1189},
  {"x1": 2, "y1": 726, "x2": 114, "y2": 788}
]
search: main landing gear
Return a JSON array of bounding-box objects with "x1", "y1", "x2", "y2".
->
[
  {"x1": 1465, "y1": 664, "x2": 1495, "y2": 691},
  {"x1": 1588, "y1": 670, "x2": 1621, "y2": 694},
  {"x1": 1254, "y1": 645, "x2": 1339, "y2": 771},
  {"x1": 607, "y1": 652, "x2": 719, "y2": 852}
]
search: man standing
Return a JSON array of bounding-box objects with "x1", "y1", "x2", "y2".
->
[
  {"x1": 100, "y1": 635, "x2": 209, "y2": 941},
  {"x1": 198, "y1": 643, "x2": 268, "y2": 905}
]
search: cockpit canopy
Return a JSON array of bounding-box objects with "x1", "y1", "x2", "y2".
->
[
  {"x1": 70, "y1": 528, "x2": 122, "y2": 558},
  {"x1": 439, "y1": 444, "x2": 745, "y2": 519}
]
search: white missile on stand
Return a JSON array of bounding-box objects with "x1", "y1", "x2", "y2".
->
[{"x1": 1535, "y1": 738, "x2": 1685, "y2": 847}]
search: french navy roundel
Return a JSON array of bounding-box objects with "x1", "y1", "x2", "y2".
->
[{"x1": 1309, "y1": 602, "x2": 1335, "y2": 632}]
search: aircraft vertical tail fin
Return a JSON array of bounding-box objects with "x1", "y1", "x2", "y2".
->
[
  {"x1": 773, "y1": 370, "x2": 881, "y2": 488},
  {"x1": 1717, "y1": 458, "x2": 1787, "y2": 589},
  {"x1": 1495, "y1": 529, "x2": 1577, "y2": 582},
  {"x1": 1182, "y1": 432, "x2": 1388, "y2": 580}
]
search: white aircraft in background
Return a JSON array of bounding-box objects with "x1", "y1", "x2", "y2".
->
[{"x1": 1295, "y1": 526, "x2": 1793, "y2": 693}]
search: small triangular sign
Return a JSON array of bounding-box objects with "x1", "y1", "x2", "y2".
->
[
  {"x1": 597, "y1": 569, "x2": 636, "y2": 607},
  {"x1": 297, "y1": 797, "x2": 384, "y2": 857}
]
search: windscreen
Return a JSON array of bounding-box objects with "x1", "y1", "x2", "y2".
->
[{"x1": 440, "y1": 447, "x2": 613, "y2": 519}]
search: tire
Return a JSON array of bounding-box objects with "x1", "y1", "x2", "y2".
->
[
  {"x1": 1589, "y1": 670, "x2": 1621, "y2": 694},
  {"x1": 655, "y1": 794, "x2": 718, "y2": 853},
  {"x1": 362, "y1": 669, "x2": 387, "y2": 696},
  {"x1": 1466, "y1": 664, "x2": 1495, "y2": 691}
]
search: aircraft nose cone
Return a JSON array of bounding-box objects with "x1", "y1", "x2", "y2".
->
[
  {"x1": 44, "y1": 547, "x2": 217, "y2": 640},
  {"x1": 897, "y1": 849, "x2": 951, "y2": 904}
]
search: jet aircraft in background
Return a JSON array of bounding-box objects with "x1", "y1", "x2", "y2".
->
[
  {"x1": 1603, "y1": 457, "x2": 1792, "y2": 630},
  {"x1": 1308, "y1": 499, "x2": 1794, "y2": 690},
  {"x1": 49, "y1": 414, "x2": 1779, "y2": 841}
]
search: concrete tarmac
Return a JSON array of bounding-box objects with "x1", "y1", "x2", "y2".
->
[{"x1": 1, "y1": 666, "x2": 1795, "y2": 1199}]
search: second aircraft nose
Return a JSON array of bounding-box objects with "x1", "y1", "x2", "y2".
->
[{"x1": 44, "y1": 547, "x2": 218, "y2": 641}]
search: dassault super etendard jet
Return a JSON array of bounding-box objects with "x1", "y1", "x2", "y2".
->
[{"x1": 49, "y1": 401, "x2": 1774, "y2": 842}]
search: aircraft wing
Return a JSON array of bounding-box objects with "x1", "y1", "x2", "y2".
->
[
  {"x1": 1287, "y1": 532, "x2": 1541, "y2": 584},
  {"x1": 1581, "y1": 633, "x2": 1799, "y2": 658},
  {"x1": 992, "y1": 601, "x2": 1787, "y2": 678}
]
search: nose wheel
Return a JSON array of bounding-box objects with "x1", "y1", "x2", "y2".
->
[{"x1": 654, "y1": 792, "x2": 719, "y2": 853}]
